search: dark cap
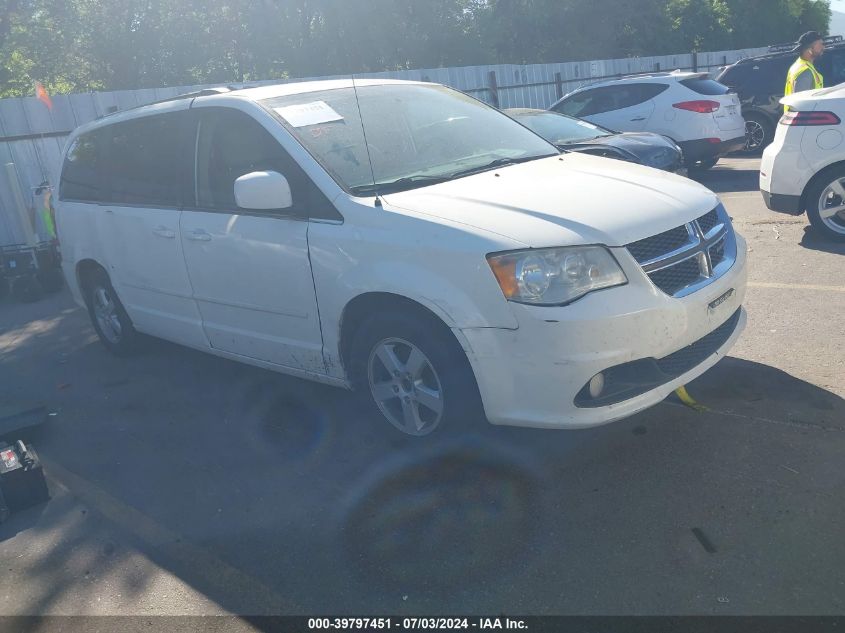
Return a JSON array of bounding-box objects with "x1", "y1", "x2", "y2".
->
[{"x1": 796, "y1": 31, "x2": 823, "y2": 52}]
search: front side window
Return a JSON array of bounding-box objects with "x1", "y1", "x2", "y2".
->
[
  {"x1": 194, "y1": 108, "x2": 303, "y2": 211},
  {"x1": 554, "y1": 84, "x2": 663, "y2": 117},
  {"x1": 261, "y1": 84, "x2": 557, "y2": 195}
]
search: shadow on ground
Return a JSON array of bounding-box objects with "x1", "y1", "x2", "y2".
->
[
  {"x1": 2, "y1": 292, "x2": 845, "y2": 615},
  {"x1": 691, "y1": 167, "x2": 759, "y2": 194},
  {"x1": 799, "y1": 226, "x2": 845, "y2": 255}
]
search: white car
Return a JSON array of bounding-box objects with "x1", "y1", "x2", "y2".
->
[
  {"x1": 56, "y1": 79, "x2": 747, "y2": 436},
  {"x1": 550, "y1": 72, "x2": 746, "y2": 170},
  {"x1": 761, "y1": 85, "x2": 845, "y2": 241}
]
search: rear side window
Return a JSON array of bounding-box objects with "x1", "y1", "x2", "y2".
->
[
  {"x1": 60, "y1": 129, "x2": 110, "y2": 202},
  {"x1": 61, "y1": 112, "x2": 188, "y2": 206},
  {"x1": 680, "y1": 78, "x2": 730, "y2": 95},
  {"x1": 554, "y1": 83, "x2": 668, "y2": 117},
  {"x1": 820, "y1": 49, "x2": 845, "y2": 85},
  {"x1": 105, "y1": 112, "x2": 187, "y2": 207},
  {"x1": 722, "y1": 58, "x2": 791, "y2": 95}
]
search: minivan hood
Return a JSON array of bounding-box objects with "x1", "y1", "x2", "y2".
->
[{"x1": 382, "y1": 153, "x2": 719, "y2": 247}]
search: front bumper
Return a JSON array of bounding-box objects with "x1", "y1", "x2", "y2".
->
[
  {"x1": 679, "y1": 136, "x2": 746, "y2": 163},
  {"x1": 461, "y1": 235, "x2": 748, "y2": 429}
]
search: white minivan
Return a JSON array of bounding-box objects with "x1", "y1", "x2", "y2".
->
[{"x1": 56, "y1": 79, "x2": 748, "y2": 436}]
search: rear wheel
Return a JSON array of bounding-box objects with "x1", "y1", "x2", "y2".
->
[
  {"x1": 687, "y1": 157, "x2": 719, "y2": 173},
  {"x1": 349, "y1": 310, "x2": 483, "y2": 437},
  {"x1": 743, "y1": 113, "x2": 774, "y2": 154},
  {"x1": 806, "y1": 167, "x2": 845, "y2": 242},
  {"x1": 84, "y1": 268, "x2": 139, "y2": 355}
]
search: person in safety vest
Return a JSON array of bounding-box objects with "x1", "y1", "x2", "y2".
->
[{"x1": 784, "y1": 31, "x2": 825, "y2": 112}]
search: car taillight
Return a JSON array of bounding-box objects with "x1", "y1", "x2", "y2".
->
[
  {"x1": 780, "y1": 110, "x2": 841, "y2": 126},
  {"x1": 673, "y1": 100, "x2": 721, "y2": 114}
]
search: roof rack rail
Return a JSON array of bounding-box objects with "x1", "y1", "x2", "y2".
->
[
  {"x1": 767, "y1": 34, "x2": 844, "y2": 54},
  {"x1": 97, "y1": 86, "x2": 233, "y2": 119}
]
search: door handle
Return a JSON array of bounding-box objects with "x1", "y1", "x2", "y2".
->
[
  {"x1": 630, "y1": 117, "x2": 647, "y2": 121},
  {"x1": 152, "y1": 226, "x2": 176, "y2": 239},
  {"x1": 185, "y1": 229, "x2": 212, "y2": 242}
]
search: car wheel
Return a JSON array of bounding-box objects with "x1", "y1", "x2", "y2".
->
[
  {"x1": 806, "y1": 168, "x2": 845, "y2": 242},
  {"x1": 687, "y1": 157, "x2": 718, "y2": 173},
  {"x1": 84, "y1": 268, "x2": 139, "y2": 355},
  {"x1": 349, "y1": 310, "x2": 483, "y2": 437},
  {"x1": 743, "y1": 113, "x2": 773, "y2": 154}
]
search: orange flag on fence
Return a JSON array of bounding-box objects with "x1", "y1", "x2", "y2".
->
[{"x1": 34, "y1": 81, "x2": 53, "y2": 111}]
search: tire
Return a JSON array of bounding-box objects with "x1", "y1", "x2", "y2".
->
[
  {"x1": 743, "y1": 112, "x2": 774, "y2": 154},
  {"x1": 36, "y1": 267, "x2": 64, "y2": 293},
  {"x1": 805, "y1": 167, "x2": 845, "y2": 242},
  {"x1": 83, "y1": 268, "x2": 139, "y2": 355},
  {"x1": 349, "y1": 310, "x2": 483, "y2": 437},
  {"x1": 11, "y1": 276, "x2": 43, "y2": 303},
  {"x1": 687, "y1": 157, "x2": 718, "y2": 173}
]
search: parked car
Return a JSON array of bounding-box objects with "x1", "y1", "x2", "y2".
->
[
  {"x1": 550, "y1": 72, "x2": 746, "y2": 170},
  {"x1": 717, "y1": 35, "x2": 845, "y2": 153},
  {"x1": 760, "y1": 84, "x2": 845, "y2": 241},
  {"x1": 503, "y1": 108, "x2": 685, "y2": 173},
  {"x1": 57, "y1": 79, "x2": 747, "y2": 436}
]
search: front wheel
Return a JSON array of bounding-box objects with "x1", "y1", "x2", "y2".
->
[
  {"x1": 84, "y1": 268, "x2": 139, "y2": 355},
  {"x1": 349, "y1": 311, "x2": 483, "y2": 437},
  {"x1": 806, "y1": 168, "x2": 845, "y2": 242}
]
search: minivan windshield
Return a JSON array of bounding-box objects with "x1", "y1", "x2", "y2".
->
[{"x1": 261, "y1": 84, "x2": 558, "y2": 195}]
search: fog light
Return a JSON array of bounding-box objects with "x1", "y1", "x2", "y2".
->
[{"x1": 588, "y1": 372, "x2": 605, "y2": 399}]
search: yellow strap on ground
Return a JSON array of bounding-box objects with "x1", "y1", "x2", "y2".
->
[{"x1": 674, "y1": 385, "x2": 709, "y2": 412}]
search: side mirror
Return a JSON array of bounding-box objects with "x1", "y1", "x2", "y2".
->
[{"x1": 234, "y1": 171, "x2": 292, "y2": 211}]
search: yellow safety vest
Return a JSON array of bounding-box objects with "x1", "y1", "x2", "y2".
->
[{"x1": 784, "y1": 58, "x2": 824, "y2": 112}]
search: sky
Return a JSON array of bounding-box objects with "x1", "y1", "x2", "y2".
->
[{"x1": 832, "y1": 0, "x2": 845, "y2": 35}]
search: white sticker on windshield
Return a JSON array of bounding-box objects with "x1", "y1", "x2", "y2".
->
[{"x1": 273, "y1": 101, "x2": 343, "y2": 127}]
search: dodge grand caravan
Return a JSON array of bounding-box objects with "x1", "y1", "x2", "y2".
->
[{"x1": 56, "y1": 79, "x2": 748, "y2": 436}]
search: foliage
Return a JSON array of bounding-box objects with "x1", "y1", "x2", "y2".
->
[{"x1": 0, "y1": 0, "x2": 832, "y2": 97}]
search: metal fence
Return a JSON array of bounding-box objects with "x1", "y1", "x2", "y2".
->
[{"x1": 0, "y1": 45, "x2": 767, "y2": 246}]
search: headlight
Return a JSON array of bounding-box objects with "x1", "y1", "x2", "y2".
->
[{"x1": 487, "y1": 246, "x2": 627, "y2": 306}]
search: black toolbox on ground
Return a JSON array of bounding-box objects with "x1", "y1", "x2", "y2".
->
[
  {"x1": 0, "y1": 403, "x2": 49, "y2": 523},
  {"x1": 0, "y1": 441, "x2": 48, "y2": 522}
]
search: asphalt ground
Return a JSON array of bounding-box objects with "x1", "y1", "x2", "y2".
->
[{"x1": 0, "y1": 156, "x2": 843, "y2": 618}]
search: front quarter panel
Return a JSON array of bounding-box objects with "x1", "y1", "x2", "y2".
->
[{"x1": 309, "y1": 195, "x2": 524, "y2": 377}]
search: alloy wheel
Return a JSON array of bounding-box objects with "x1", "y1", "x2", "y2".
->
[
  {"x1": 817, "y1": 178, "x2": 845, "y2": 236},
  {"x1": 93, "y1": 286, "x2": 123, "y2": 344},
  {"x1": 367, "y1": 337, "x2": 445, "y2": 436}
]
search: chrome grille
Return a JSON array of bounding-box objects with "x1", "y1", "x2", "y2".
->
[
  {"x1": 648, "y1": 257, "x2": 700, "y2": 296},
  {"x1": 626, "y1": 206, "x2": 735, "y2": 297},
  {"x1": 696, "y1": 209, "x2": 720, "y2": 235},
  {"x1": 626, "y1": 225, "x2": 691, "y2": 263}
]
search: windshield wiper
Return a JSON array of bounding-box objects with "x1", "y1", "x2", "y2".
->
[
  {"x1": 446, "y1": 154, "x2": 554, "y2": 180},
  {"x1": 350, "y1": 174, "x2": 452, "y2": 196}
]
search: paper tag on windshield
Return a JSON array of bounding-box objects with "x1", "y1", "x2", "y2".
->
[{"x1": 274, "y1": 101, "x2": 343, "y2": 127}]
